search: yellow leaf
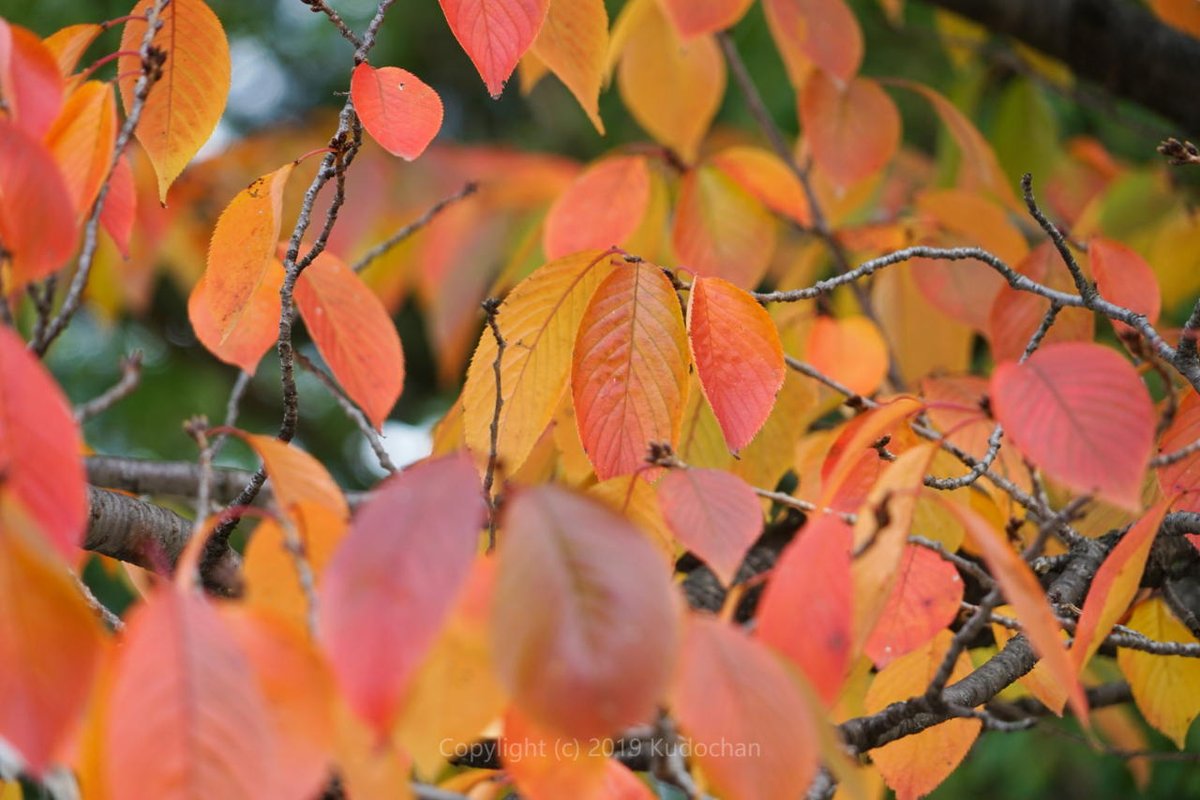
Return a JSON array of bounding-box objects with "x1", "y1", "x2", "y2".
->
[
  {"x1": 531, "y1": 0, "x2": 607, "y2": 133},
  {"x1": 1118, "y1": 597, "x2": 1200, "y2": 748}
]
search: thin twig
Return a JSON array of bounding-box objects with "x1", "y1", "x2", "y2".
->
[
  {"x1": 75, "y1": 352, "x2": 143, "y2": 422},
  {"x1": 299, "y1": 0, "x2": 362, "y2": 48},
  {"x1": 352, "y1": 182, "x2": 479, "y2": 273},
  {"x1": 482, "y1": 297, "x2": 505, "y2": 551},
  {"x1": 75, "y1": 573, "x2": 124, "y2": 631},
  {"x1": 1021, "y1": 174, "x2": 1095, "y2": 304},
  {"x1": 295, "y1": 350, "x2": 396, "y2": 473}
]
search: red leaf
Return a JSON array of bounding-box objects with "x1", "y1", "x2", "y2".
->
[
  {"x1": 756, "y1": 515, "x2": 854, "y2": 705},
  {"x1": 672, "y1": 165, "x2": 777, "y2": 288},
  {"x1": 319, "y1": 454, "x2": 485, "y2": 734},
  {"x1": 572, "y1": 262, "x2": 689, "y2": 480},
  {"x1": 673, "y1": 615, "x2": 820, "y2": 800},
  {"x1": 801, "y1": 71, "x2": 900, "y2": 189},
  {"x1": 0, "y1": 520, "x2": 104, "y2": 774},
  {"x1": 439, "y1": 0, "x2": 550, "y2": 97},
  {"x1": 687, "y1": 276, "x2": 786, "y2": 452},
  {"x1": 0, "y1": 326, "x2": 87, "y2": 558},
  {"x1": 100, "y1": 154, "x2": 137, "y2": 258},
  {"x1": 1089, "y1": 237, "x2": 1162, "y2": 334},
  {"x1": 543, "y1": 155, "x2": 650, "y2": 259},
  {"x1": 990, "y1": 342, "x2": 1154, "y2": 510},
  {"x1": 44, "y1": 80, "x2": 117, "y2": 219},
  {"x1": 492, "y1": 485, "x2": 680, "y2": 739},
  {"x1": 0, "y1": 22, "x2": 64, "y2": 136},
  {"x1": 0, "y1": 119, "x2": 77, "y2": 287},
  {"x1": 295, "y1": 251, "x2": 405, "y2": 428},
  {"x1": 763, "y1": 0, "x2": 863, "y2": 86},
  {"x1": 660, "y1": 0, "x2": 754, "y2": 38},
  {"x1": 351, "y1": 63, "x2": 443, "y2": 160},
  {"x1": 657, "y1": 468, "x2": 763, "y2": 585},
  {"x1": 1158, "y1": 389, "x2": 1200, "y2": 504},
  {"x1": 103, "y1": 590, "x2": 275, "y2": 799},
  {"x1": 865, "y1": 545, "x2": 964, "y2": 668}
]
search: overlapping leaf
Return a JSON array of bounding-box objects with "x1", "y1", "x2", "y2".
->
[
  {"x1": 708, "y1": 146, "x2": 810, "y2": 224},
  {"x1": 531, "y1": 0, "x2": 608, "y2": 132},
  {"x1": 0, "y1": 119, "x2": 77, "y2": 287},
  {"x1": 865, "y1": 545, "x2": 964, "y2": 668},
  {"x1": 0, "y1": 22, "x2": 64, "y2": 136},
  {"x1": 672, "y1": 165, "x2": 776, "y2": 288},
  {"x1": 660, "y1": 0, "x2": 754, "y2": 38},
  {"x1": 543, "y1": 155, "x2": 650, "y2": 259},
  {"x1": 1089, "y1": 237, "x2": 1162, "y2": 335},
  {"x1": 44, "y1": 80, "x2": 116, "y2": 218},
  {"x1": 763, "y1": 0, "x2": 862, "y2": 86},
  {"x1": 657, "y1": 468, "x2": 762, "y2": 585}
]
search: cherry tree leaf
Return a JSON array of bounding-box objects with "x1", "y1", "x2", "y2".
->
[
  {"x1": 672, "y1": 165, "x2": 776, "y2": 288},
  {"x1": 756, "y1": 515, "x2": 854, "y2": 705},
  {"x1": 819, "y1": 396, "x2": 922, "y2": 511},
  {"x1": 100, "y1": 154, "x2": 136, "y2": 258},
  {"x1": 660, "y1": 0, "x2": 754, "y2": 38},
  {"x1": 543, "y1": 155, "x2": 650, "y2": 259},
  {"x1": 673, "y1": 615, "x2": 820, "y2": 800},
  {"x1": 1118, "y1": 597, "x2": 1200, "y2": 748},
  {"x1": 801, "y1": 71, "x2": 900, "y2": 189},
  {"x1": 235, "y1": 433, "x2": 348, "y2": 521},
  {"x1": 657, "y1": 468, "x2": 762, "y2": 585},
  {"x1": 43, "y1": 23, "x2": 102, "y2": 76},
  {"x1": 865, "y1": 545, "x2": 964, "y2": 668},
  {"x1": 531, "y1": 0, "x2": 608, "y2": 133},
  {"x1": 805, "y1": 315, "x2": 890, "y2": 397},
  {"x1": 763, "y1": 0, "x2": 863, "y2": 86},
  {"x1": 351, "y1": 63, "x2": 443, "y2": 160},
  {"x1": 687, "y1": 276, "x2": 785, "y2": 452},
  {"x1": 1089, "y1": 237, "x2": 1162, "y2": 335},
  {"x1": 0, "y1": 326, "x2": 87, "y2": 558},
  {"x1": 987, "y1": 244, "x2": 1094, "y2": 362},
  {"x1": 103, "y1": 589, "x2": 275, "y2": 800},
  {"x1": 44, "y1": 80, "x2": 116, "y2": 218},
  {"x1": 462, "y1": 251, "x2": 616, "y2": 477},
  {"x1": 191, "y1": 163, "x2": 294, "y2": 372},
  {"x1": 1072, "y1": 498, "x2": 1173, "y2": 671},
  {"x1": 120, "y1": 0, "x2": 231, "y2": 201},
  {"x1": 0, "y1": 21, "x2": 64, "y2": 136},
  {"x1": 864, "y1": 630, "x2": 980, "y2": 800},
  {"x1": 319, "y1": 453, "x2": 485, "y2": 735},
  {"x1": 493, "y1": 485, "x2": 679, "y2": 739},
  {"x1": 0, "y1": 519, "x2": 104, "y2": 774},
  {"x1": 572, "y1": 261, "x2": 688, "y2": 480},
  {"x1": 991, "y1": 342, "x2": 1154, "y2": 510},
  {"x1": 616, "y1": 1, "x2": 724, "y2": 164},
  {"x1": 295, "y1": 251, "x2": 405, "y2": 428},
  {"x1": 440, "y1": 0, "x2": 550, "y2": 97},
  {"x1": 708, "y1": 146, "x2": 810, "y2": 224},
  {"x1": 0, "y1": 119, "x2": 77, "y2": 287},
  {"x1": 1158, "y1": 389, "x2": 1200, "y2": 504}
]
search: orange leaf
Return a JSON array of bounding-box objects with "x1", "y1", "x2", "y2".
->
[
  {"x1": 657, "y1": 468, "x2": 762, "y2": 585},
  {"x1": 192, "y1": 163, "x2": 293, "y2": 372},
  {"x1": 0, "y1": 326, "x2": 87, "y2": 558},
  {"x1": 319, "y1": 454, "x2": 485, "y2": 735},
  {"x1": 1072, "y1": 498, "x2": 1172, "y2": 671},
  {"x1": 763, "y1": 0, "x2": 863, "y2": 86},
  {"x1": 120, "y1": 0, "x2": 230, "y2": 201},
  {"x1": 801, "y1": 72, "x2": 900, "y2": 189},
  {"x1": 865, "y1": 545, "x2": 964, "y2": 668},
  {"x1": 351, "y1": 63, "x2": 443, "y2": 160},
  {"x1": 1149, "y1": 0, "x2": 1200, "y2": 36},
  {"x1": 987, "y1": 244, "x2": 1094, "y2": 362},
  {"x1": 708, "y1": 146, "x2": 810, "y2": 225},
  {"x1": 672, "y1": 165, "x2": 777, "y2": 288},
  {"x1": 0, "y1": 519, "x2": 104, "y2": 774},
  {"x1": 819, "y1": 396, "x2": 922, "y2": 511},
  {"x1": 756, "y1": 515, "x2": 854, "y2": 705},
  {"x1": 0, "y1": 119, "x2": 77, "y2": 287},
  {"x1": 295, "y1": 251, "x2": 405, "y2": 428},
  {"x1": 805, "y1": 315, "x2": 890, "y2": 396},
  {"x1": 531, "y1": 0, "x2": 608, "y2": 133},
  {"x1": 660, "y1": 0, "x2": 754, "y2": 38},
  {"x1": 103, "y1": 589, "x2": 275, "y2": 799},
  {"x1": 944, "y1": 498, "x2": 1089, "y2": 720},
  {"x1": 1158, "y1": 390, "x2": 1200, "y2": 504},
  {"x1": 1117, "y1": 597, "x2": 1200, "y2": 748},
  {"x1": 100, "y1": 154, "x2": 136, "y2": 258},
  {"x1": 243, "y1": 505, "x2": 348, "y2": 630},
  {"x1": 687, "y1": 276, "x2": 785, "y2": 452},
  {"x1": 990, "y1": 342, "x2": 1154, "y2": 510},
  {"x1": 236, "y1": 433, "x2": 348, "y2": 520},
  {"x1": 43, "y1": 24, "x2": 102, "y2": 76},
  {"x1": 1089, "y1": 237, "x2": 1162, "y2": 334},
  {"x1": 439, "y1": 0, "x2": 550, "y2": 97},
  {"x1": 0, "y1": 22, "x2": 64, "y2": 136},
  {"x1": 543, "y1": 155, "x2": 650, "y2": 259},
  {"x1": 492, "y1": 485, "x2": 679, "y2": 739},
  {"x1": 501, "y1": 709, "x2": 633, "y2": 800},
  {"x1": 864, "y1": 630, "x2": 981, "y2": 800},
  {"x1": 673, "y1": 615, "x2": 820, "y2": 800},
  {"x1": 572, "y1": 261, "x2": 689, "y2": 480},
  {"x1": 44, "y1": 80, "x2": 117, "y2": 218},
  {"x1": 616, "y1": 1, "x2": 724, "y2": 163},
  {"x1": 462, "y1": 251, "x2": 616, "y2": 477}
]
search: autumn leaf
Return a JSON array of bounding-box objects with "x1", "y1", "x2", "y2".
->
[
  {"x1": 0, "y1": 21, "x2": 64, "y2": 136},
  {"x1": 819, "y1": 396, "x2": 922, "y2": 511},
  {"x1": 351, "y1": 63, "x2": 443, "y2": 160},
  {"x1": 531, "y1": 0, "x2": 608, "y2": 133},
  {"x1": 42, "y1": 23, "x2": 102, "y2": 76},
  {"x1": 319, "y1": 454, "x2": 485, "y2": 735},
  {"x1": 990, "y1": 342, "x2": 1154, "y2": 510},
  {"x1": 242, "y1": 505, "x2": 347, "y2": 630},
  {"x1": 865, "y1": 545, "x2": 964, "y2": 668},
  {"x1": 543, "y1": 155, "x2": 650, "y2": 259},
  {"x1": 0, "y1": 119, "x2": 78, "y2": 287},
  {"x1": 673, "y1": 615, "x2": 820, "y2": 800},
  {"x1": 1158, "y1": 389, "x2": 1200, "y2": 504},
  {"x1": 295, "y1": 250, "x2": 405, "y2": 428},
  {"x1": 660, "y1": 0, "x2": 754, "y2": 38},
  {"x1": 687, "y1": 276, "x2": 786, "y2": 452},
  {"x1": 805, "y1": 315, "x2": 890, "y2": 397},
  {"x1": 1118, "y1": 597, "x2": 1200, "y2": 748},
  {"x1": 44, "y1": 80, "x2": 116, "y2": 218},
  {"x1": 987, "y1": 244, "x2": 1095, "y2": 362},
  {"x1": 0, "y1": 325, "x2": 87, "y2": 559},
  {"x1": 572, "y1": 261, "x2": 689, "y2": 480},
  {"x1": 235, "y1": 432, "x2": 349, "y2": 521},
  {"x1": 672, "y1": 165, "x2": 777, "y2": 288},
  {"x1": 100, "y1": 154, "x2": 136, "y2": 258},
  {"x1": 120, "y1": 0, "x2": 231, "y2": 201},
  {"x1": 492, "y1": 485, "x2": 679, "y2": 739},
  {"x1": 801, "y1": 72, "x2": 900, "y2": 189},
  {"x1": 763, "y1": 0, "x2": 863, "y2": 86},
  {"x1": 657, "y1": 468, "x2": 763, "y2": 585},
  {"x1": 708, "y1": 146, "x2": 810, "y2": 225},
  {"x1": 1089, "y1": 237, "x2": 1162, "y2": 335},
  {"x1": 439, "y1": 0, "x2": 550, "y2": 97}
]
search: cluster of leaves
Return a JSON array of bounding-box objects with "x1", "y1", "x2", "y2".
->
[{"x1": 2, "y1": 0, "x2": 1200, "y2": 799}]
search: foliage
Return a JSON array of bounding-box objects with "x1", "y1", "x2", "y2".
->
[{"x1": 1, "y1": 0, "x2": 1200, "y2": 799}]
